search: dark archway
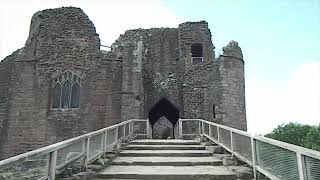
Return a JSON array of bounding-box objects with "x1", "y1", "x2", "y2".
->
[{"x1": 148, "y1": 98, "x2": 179, "y2": 139}]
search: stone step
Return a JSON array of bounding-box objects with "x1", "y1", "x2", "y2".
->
[
  {"x1": 119, "y1": 150, "x2": 212, "y2": 157},
  {"x1": 112, "y1": 156, "x2": 222, "y2": 166},
  {"x1": 96, "y1": 165, "x2": 236, "y2": 180},
  {"x1": 125, "y1": 144, "x2": 206, "y2": 150},
  {"x1": 94, "y1": 179, "x2": 144, "y2": 180},
  {"x1": 94, "y1": 179, "x2": 164, "y2": 180},
  {"x1": 130, "y1": 139, "x2": 200, "y2": 145}
]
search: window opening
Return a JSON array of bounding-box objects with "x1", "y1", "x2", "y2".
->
[
  {"x1": 51, "y1": 72, "x2": 81, "y2": 109},
  {"x1": 191, "y1": 43, "x2": 203, "y2": 65}
]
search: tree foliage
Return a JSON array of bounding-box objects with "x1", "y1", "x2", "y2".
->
[{"x1": 265, "y1": 122, "x2": 320, "y2": 151}]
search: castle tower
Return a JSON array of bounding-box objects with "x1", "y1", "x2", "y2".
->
[
  {"x1": 217, "y1": 41, "x2": 247, "y2": 130},
  {"x1": 0, "y1": 6, "x2": 248, "y2": 158}
]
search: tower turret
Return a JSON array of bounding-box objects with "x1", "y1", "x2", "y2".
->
[{"x1": 218, "y1": 41, "x2": 247, "y2": 130}]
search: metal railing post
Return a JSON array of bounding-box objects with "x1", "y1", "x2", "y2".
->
[
  {"x1": 217, "y1": 126, "x2": 220, "y2": 143},
  {"x1": 201, "y1": 121, "x2": 205, "y2": 135},
  {"x1": 251, "y1": 137, "x2": 257, "y2": 180},
  {"x1": 230, "y1": 130, "x2": 234, "y2": 155},
  {"x1": 48, "y1": 150, "x2": 57, "y2": 180},
  {"x1": 103, "y1": 130, "x2": 108, "y2": 152},
  {"x1": 131, "y1": 122, "x2": 134, "y2": 135},
  {"x1": 209, "y1": 124, "x2": 212, "y2": 138},
  {"x1": 146, "y1": 120, "x2": 150, "y2": 139},
  {"x1": 85, "y1": 137, "x2": 90, "y2": 168},
  {"x1": 100, "y1": 133, "x2": 104, "y2": 152},
  {"x1": 123, "y1": 125, "x2": 126, "y2": 138},
  {"x1": 146, "y1": 120, "x2": 152, "y2": 139},
  {"x1": 297, "y1": 152, "x2": 306, "y2": 180},
  {"x1": 198, "y1": 120, "x2": 201, "y2": 134},
  {"x1": 115, "y1": 127, "x2": 119, "y2": 143},
  {"x1": 149, "y1": 121, "x2": 152, "y2": 138},
  {"x1": 128, "y1": 122, "x2": 132, "y2": 135},
  {"x1": 179, "y1": 119, "x2": 183, "y2": 139}
]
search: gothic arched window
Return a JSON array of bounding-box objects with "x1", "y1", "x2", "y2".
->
[{"x1": 51, "y1": 72, "x2": 81, "y2": 109}]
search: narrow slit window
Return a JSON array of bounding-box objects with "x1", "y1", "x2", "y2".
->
[{"x1": 213, "y1": 104, "x2": 216, "y2": 119}]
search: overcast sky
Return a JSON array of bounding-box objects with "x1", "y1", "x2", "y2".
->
[{"x1": 0, "y1": 0, "x2": 319, "y2": 134}]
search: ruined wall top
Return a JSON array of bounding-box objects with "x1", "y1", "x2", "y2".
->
[
  {"x1": 113, "y1": 21, "x2": 211, "y2": 45},
  {"x1": 28, "y1": 7, "x2": 98, "y2": 40},
  {"x1": 178, "y1": 21, "x2": 209, "y2": 28},
  {"x1": 25, "y1": 7, "x2": 100, "y2": 57},
  {"x1": 222, "y1": 40, "x2": 243, "y2": 60}
]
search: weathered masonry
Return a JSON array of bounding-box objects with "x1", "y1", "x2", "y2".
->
[{"x1": 0, "y1": 7, "x2": 246, "y2": 159}]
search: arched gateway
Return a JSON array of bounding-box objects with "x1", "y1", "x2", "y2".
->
[{"x1": 148, "y1": 98, "x2": 179, "y2": 139}]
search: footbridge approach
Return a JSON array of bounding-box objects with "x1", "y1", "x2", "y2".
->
[{"x1": 0, "y1": 119, "x2": 319, "y2": 180}]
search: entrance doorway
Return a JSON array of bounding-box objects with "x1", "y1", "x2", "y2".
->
[{"x1": 148, "y1": 98, "x2": 179, "y2": 139}]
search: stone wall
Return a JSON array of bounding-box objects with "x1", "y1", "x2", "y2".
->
[
  {"x1": 110, "y1": 20, "x2": 247, "y2": 135},
  {"x1": 178, "y1": 21, "x2": 215, "y2": 69},
  {"x1": 0, "y1": 50, "x2": 19, "y2": 159},
  {"x1": 181, "y1": 40, "x2": 246, "y2": 131},
  {"x1": 0, "y1": 7, "x2": 247, "y2": 159},
  {"x1": 142, "y1": 28, "x2": 181, "y2": 113},
  {"x1": 0, "y1": 7, "x2": 122, "y2": 159},
  {"x1": 182, "y1": 61, "x2": 216, "y2": 120},
  {"x1": 112, "y1": 28, "x2": 181, "y2": 118}
]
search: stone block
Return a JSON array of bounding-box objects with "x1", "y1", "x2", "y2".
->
[
  {"x1": 74, "y1": 170, "x2": 96, "y2": 180},
  {"x1": 227, "y1": 166, "x2": 254, "y2": 180},
  {"x1": 0, "y1": 173, "x2": 13, "y2": 180},
  {"x1": 222, "y1": 156, "x2": 237, "y2": 166},
  {"x1": 87, "y1": 164, "x2": 103, "y2": 172}
]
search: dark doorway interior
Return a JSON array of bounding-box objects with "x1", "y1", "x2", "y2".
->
[{"x1": 148, "y1": 98, "x2": 179, "y2": 139}]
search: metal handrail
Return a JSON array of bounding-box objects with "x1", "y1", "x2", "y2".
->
[
  {"x1": 178, "y1": 118, "x2": 320, "y2": 180},
  {"x1": 0, "y1": 119, "x2": 148, "y2": 179},
  {"x1": 1, "y1": 118, "x2": 319, "y2": 180}
]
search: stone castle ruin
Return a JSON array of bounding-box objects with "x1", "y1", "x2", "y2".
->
[{"x1": 0, "y1": 7, "x2": 246, "y2": 159}]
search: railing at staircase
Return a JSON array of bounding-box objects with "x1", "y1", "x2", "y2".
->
[
  {"x1": 178, "y1": 119, "x2": 320, "y2": 180},
  {"x1": 0, "y1": 119, "x2": 148, "y2": 180},
  {"x1": 1, "y1": 118, "x2": 319, "y2": 180}
]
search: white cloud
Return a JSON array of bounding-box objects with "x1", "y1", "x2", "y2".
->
[
  {"x1": 0, "y1": 0, "x2": 183, "y2": 60},
  {"x1": 285, "y1": 62, "x2": 320, "y2": 124},
  {"x1": 247, "y1": 61, "x2": 320, "y2": 134}
]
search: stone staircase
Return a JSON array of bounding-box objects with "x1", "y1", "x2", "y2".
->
[{"x1": 95, "y1": 139, "x2": 237, "y2": 180}]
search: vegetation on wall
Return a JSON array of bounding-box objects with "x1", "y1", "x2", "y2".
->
[{"x1": 265, "y1": 122, "x2": 320, "y2": 151}]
